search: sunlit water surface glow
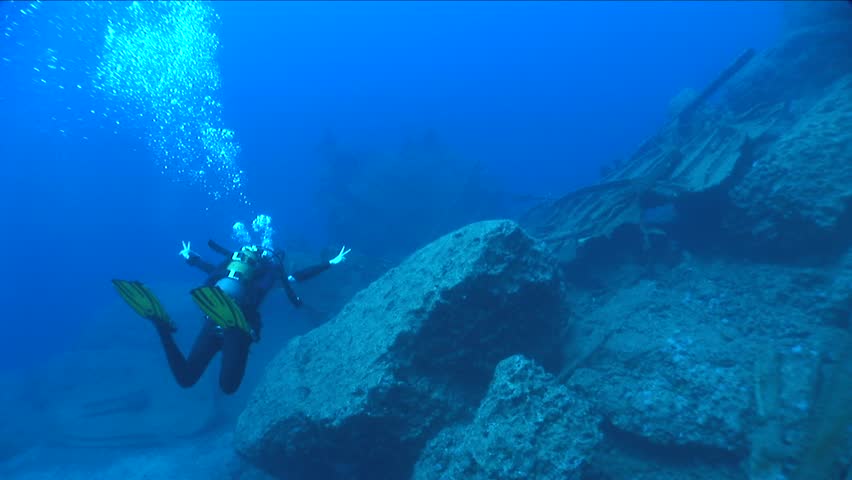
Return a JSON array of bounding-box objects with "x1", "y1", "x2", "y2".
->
[{"x1": 3, "y1": 0, "x2": 248, "y2": 204}]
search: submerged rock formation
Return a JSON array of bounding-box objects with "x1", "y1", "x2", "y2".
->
[
  {"x1": 521, "y1": 20, "x2": 852, "y2": 264},
  {"x1": 413, "y1": 355, "x2": 601, "y2": 480},
  {"x1": 724, "y1": 40, "x2": 852, "y2": 256},
  {"x1": 234, "y1": 220, "x2": 565, "y2": 479},
  {"x1": 516, "y1": 16, "x2": 852, "y2": 480},
  {"x1": 231, "y1": 13, "x2": 852, "y2": 480}
]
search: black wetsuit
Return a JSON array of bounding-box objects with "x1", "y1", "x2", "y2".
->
[{"x1": 155, "y1": 244, "x2": 331, "y2": 394}]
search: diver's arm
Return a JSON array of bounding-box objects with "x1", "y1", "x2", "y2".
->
[
  {"x1": 186, "y1": 254, "x2": 217, "y2": 274},
  {"x1": 179, "y1": 240, "x2": 217, "y2": 274},
  {"x1": 282, "y1": 278, "x2": 304, "y2": 307},
  {"x1": 207, "y1": 239, "x2": 233, "y2": 257},
  {"x1": 289, "y1": 263, "x2": 332, "y2": 282},
  {"x1": 288, "y1": 245, "x2": 351, "y2": 282},
  {"x1": 273, "y1": 246, "x2": 349, "y2": 307},
  {"x1": 276, "y1": 264, "x2": 304, "y2": 308}
]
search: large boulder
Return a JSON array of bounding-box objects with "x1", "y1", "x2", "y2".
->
[
  {"x1": 234, "y1": 220, "x2": 565, "y2": 479},
  {"x1": 558, "y1": 256, "x2": 847, "y2": 479},
  {"x1": 689, "y1": 22, "x2": 852, "y2": 259},
  {"x1": 413, "y1": 355, "x2": 601, "y2": 480},
  {"x1": 725, "y1": 73, "x2": 852, "y2": 256},
  {"x1": 563, "y1": 265, "x2": 764, "y2": 457}
]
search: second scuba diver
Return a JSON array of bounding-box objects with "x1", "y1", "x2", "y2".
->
[{"x1": 112, "y1": 226, "x2": 349, "y2": 394}]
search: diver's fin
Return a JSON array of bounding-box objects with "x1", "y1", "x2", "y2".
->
[
  {"x1": 111, "y1": 279, "x2": 176, "y2": 331},
  {"x1": 190, "y1": 286, "x2": 250, "y2": 333}
]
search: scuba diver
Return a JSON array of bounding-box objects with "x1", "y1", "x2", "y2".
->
[{"x1": 111, "y1": 217, "x2": 350, "y2": 394}]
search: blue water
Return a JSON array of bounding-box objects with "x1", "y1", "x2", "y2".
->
[{"x1": 0, "y1": 0, "x2": 790, "y2": 476}]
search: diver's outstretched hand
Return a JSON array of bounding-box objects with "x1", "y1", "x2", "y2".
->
[
  {"x1": 179, "y1": 241, "x2": 194, "y2": 260},
  {"x1": 329, "y1": 245, "x2": 351, "y2": 265}
]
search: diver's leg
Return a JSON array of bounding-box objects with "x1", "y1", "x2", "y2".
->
[
  {"x1": 219, "y1": 328, "x2": 252, "y2": 394},
  {"x1": 157, "y1": 321, "x2": 221, "y2": 388}
]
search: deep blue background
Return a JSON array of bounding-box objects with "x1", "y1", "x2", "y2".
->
[{"x1": 0, "y1": 1, "x2": 785, "y2": 369}]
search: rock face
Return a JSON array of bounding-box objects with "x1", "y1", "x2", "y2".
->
[
  {"x1": 559, "y1": 257, "x2": 848, "y2": 479},
  {"x1": 715, "y1": 22, "x2": 852, "y2": 257},
  {"x1": 413, "y1": 355, "x2": 601, "y2": 480},
  {"x1": 520, "y1": 21, "x2": 852, "y2": 264},
  {"x1": 726, "y1": 73, "x2": 852, "y2": 255},
  {"x1": 564, "y1": 270, "x2": 755, "y2": 458},
  {"x1": 234, "y1": 220, "x2": 564, "y2": 479}
]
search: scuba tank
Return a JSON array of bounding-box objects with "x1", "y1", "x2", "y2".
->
[
  {"x1": 214, "y1": 245, "x2": 264, "y2": 303},
  {"x1": 206, "y1": 240, "x2": 302, "y2": 308}
]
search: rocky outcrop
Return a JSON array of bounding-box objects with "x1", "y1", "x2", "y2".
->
[
  {"x1": 233, "y1": 220, "x2": 564, "y2": 479},
  {"x1": 521, "y1": 20, "x2": 852, "y2": 265},
  {"x1": 557, "y1": 256, "x2": 849, "y2": 479},
  {"x1": 413, "y1": 355, "x2": 601, "y2": 480},
  {"x1": 231, "y1": 15, "x2": 852, "y2": 480},
  {"x1": 725, "y1": 73, "x2": 852, "y2": 256},
  {"x1": 565, "y1": 272, "x2": 754, "y2": 457}
]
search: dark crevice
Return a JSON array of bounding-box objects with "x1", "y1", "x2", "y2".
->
[
  {"x1": 675, "y1": 193, "x2": 852, "y2": 267},
  {"x1": 600, "y1": 418, "x2": 745, "y2": 467}
]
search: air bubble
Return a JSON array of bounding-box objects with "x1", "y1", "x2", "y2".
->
[{"x1": 5, "y1": 1, "x2": 246, "y2": 204}]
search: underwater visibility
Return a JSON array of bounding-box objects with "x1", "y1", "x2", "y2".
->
[{"x1": 1, "y1": 1, "x2": 851, "y2": 479}]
